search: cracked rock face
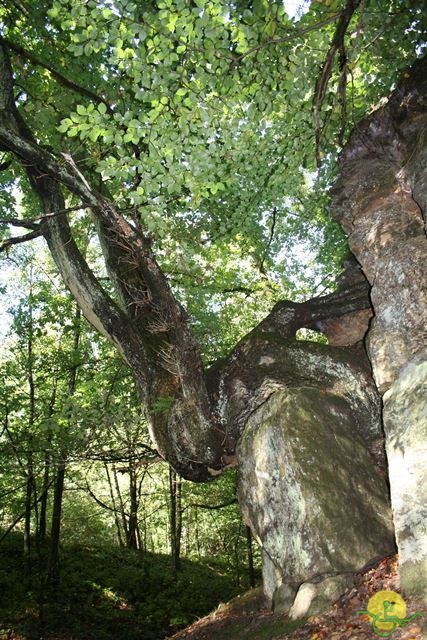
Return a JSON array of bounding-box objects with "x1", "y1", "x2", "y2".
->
[
  {"x1": 237, "y1": 373, "x2": 395, "y2": 600},
  {"x1": 332, "y1": 56, "x2": 427, "y2": 599},
  {"x1": 382, "y1": 355, "x2": 427, "y2": 600}
]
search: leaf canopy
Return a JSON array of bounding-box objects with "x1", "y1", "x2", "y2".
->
[{"x1": 0, "y1": 0, "x2": 425, "y2": 355}]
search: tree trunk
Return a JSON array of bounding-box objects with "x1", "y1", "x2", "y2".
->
[
  {"x1": 24, "y1": 283, "x2": 36, "y2": 576},
  {"x1": 127, "y1": 466, "x2": 139, "y2": 550},
  {"x1": 104, "y1": 463, "x2": 125, "y2": 547},
  {"x1": 113, "y1": 465, "x2": 129, "y2": 544},
  {"x1": 245, "y1": 525, "x2": 256, "y2": 589},
  {"x1": 23, "y1": 448, "x2": 33, "y2": 561},
  {"x1": 38, "y1": 384, "x2": 56, "y2": 540},
  {"x1": 38, "y1": 448, "x2": 50, "y2": 541},
  {"x1": 46, "y1": 457, "x2": 66, "y2": 587},
  {"x1": 169, "y1": 466, "x2": 182, "y2": 574},
  {"x1": 47, "y1": 305, "x2": 81, "y2": 587}
]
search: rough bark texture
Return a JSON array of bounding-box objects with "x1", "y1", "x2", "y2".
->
[{"x1": 332, "y1": 55, "x2": 427, "y2": 600}]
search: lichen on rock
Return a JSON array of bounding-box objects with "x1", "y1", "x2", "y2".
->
[{"x1": 237, "y1": 357, "x2": 395, "y2": 601}]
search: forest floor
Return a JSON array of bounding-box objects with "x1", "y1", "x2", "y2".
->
[
  {"x1": 167, "y1": 555, "x2": 427, "y2": 640},
  {"x1": 2, "y1": 539, "x2": 426, "y2": 640},
  {"x1": 0, "y1": 534, "x2": 248, "y2": 640}
]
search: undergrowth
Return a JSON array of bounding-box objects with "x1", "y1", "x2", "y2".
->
[{"x1": 0, "y1": 532, "x2": 249, "y2": 640}]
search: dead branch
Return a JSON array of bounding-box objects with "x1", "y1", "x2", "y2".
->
[
  {"x1": 313, "y1": 0, "x2": 362, "y2": 166},
  {"x1": 0, "y1": 227, "x2": 42, "y2": 252}
]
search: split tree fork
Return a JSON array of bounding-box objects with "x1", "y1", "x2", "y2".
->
[{"x1": 0, "y1": 42, "x2": 371, "y2": 482}]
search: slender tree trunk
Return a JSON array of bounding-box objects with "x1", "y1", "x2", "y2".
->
[
  {"x1": 38, "y1": 445, "x2": 50, "y2": 541},
  {"x1": 169, "y1": 466, "x2": 182, "y2": 574},
  {"x1": 47, "y1": 306, "x2": 81, "y2": 587},
  {"x1": 127, "y1": 466, "x2": 139, "y2": 550},
  {"x1": 104, "y1": 463, "x2": 124, "y2": 547},
  {"x1": 23, "y1": 448, "x2": 33, "y2": 560},
  {"x1": 176, "y1": 475, "x2": 182, "y2": 563},
  {"x1": 142, "y1": 505, "x2": 147, "y2": 552},
  {"x1": 24, "y1": 285, "x2": 36, "y2": 579},
  {"x1": 194, "y1": 508, "x2": 201, "y2": 560},
  {"x1": 113, "y1": 465, "x2": 129, "y2": 544},
  {"x1": 234, "y1": 520, "x2": 243, "y2": 587},
  {"x1": 39, "y1": 384, "x2": 56, "y2": 540},
  {"x1": 46, "y1": 457, "x2": 66, "y2": 586}
]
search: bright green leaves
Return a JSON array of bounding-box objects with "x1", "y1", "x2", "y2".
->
[
  {"x1": 208, "y1": 182, "x2": 225, "y2": 195},
  {"x1": 5, "y1": 0, "x2": 425, "y2": 347},
  {"x1": 58, "y1": 101, "x2": 109, "y2": 143}
]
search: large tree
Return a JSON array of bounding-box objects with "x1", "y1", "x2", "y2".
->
[{"x1": 0, "y1": 0, "x2": 425, "y2": 596}]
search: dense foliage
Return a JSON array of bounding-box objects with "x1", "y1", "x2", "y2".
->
[
  {"x1": 1, "y1": 0, "x2": 425, "y2": 358},
  {"x1": 0, "y1": 1, "x2": 425, "y2": 637},
  {"x1": 0, "y1": 250, "x2": 258, "y2": 637}
]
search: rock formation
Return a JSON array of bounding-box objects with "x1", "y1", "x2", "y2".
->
[{"x1": 332, "y1": 56, "x2": 427, "y2": 601}]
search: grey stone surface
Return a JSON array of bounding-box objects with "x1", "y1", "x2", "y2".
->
[
  {"x1": 331, "y1": 60, "x2": 427, "y2": 598},
  {"x1": 238, "y1": 385, "x2": 395, "y2": 597},
  {"x1": 289, "y1": 574, "x2": 354, "y2": 620},
  {"x1": 261, "y1": 549, "x2": 283, "y2": 602},
  {"x1": 383, "y1": 354, "x2": 427, "y2": 603}
]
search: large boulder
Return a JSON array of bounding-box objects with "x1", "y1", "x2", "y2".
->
[{"x1": 237, "y1": 352, "x2": 395, "y2": 601}]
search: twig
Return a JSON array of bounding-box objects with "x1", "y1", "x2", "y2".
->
[
  {"x1": 312, "y1": 0, "x2": 361, "y2": 166},
  {"x1": 233, "y1": 14, "x2": 340, "y2": 64}
]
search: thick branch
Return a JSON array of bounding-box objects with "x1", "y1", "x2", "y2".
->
[
  {"x1": 0, "y1": 44, "x2": 151, "y2": 398},
  {"x1": 0, "y1": 217, "x2": 39, "y2": 229},
  {"x1": 0, "y1": 205, "x2": 84, "y2": 227},
  {"x1": 0, "y1": 227, "x2": 42, "y2": 250},
  {"x1": 0, "y1": 43, "x2": 222, "y2": 481},
  {"x1": 262, "y1": 279, "x2": 370, "y2": 336}
]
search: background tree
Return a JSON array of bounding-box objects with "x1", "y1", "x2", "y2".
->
[{"x1": 0, "y1": 249, "x2": 255, "y2": 590}]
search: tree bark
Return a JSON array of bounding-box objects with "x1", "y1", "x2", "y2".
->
[
  {"x1": 245, "y1": 525, "x2": 256, "y2": 589},
  {"x1": 104, "y1": 463, "x2": 125, "y2": 547},
  {"x1": 46, "y1": 457, "x2": 66, "y2": 587},
  {"x1": 38, "y1": 383, "x2": 56, "y2": 540},
  {"x1": 0, "y1": 41, "x2": 376, "y2": 484},
  {"x1": 169, "y1": 466, "x2": 182, "y2": 574},
  {"x1": 127, "y1": 466, "x2": 139, "y2": 550}
]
